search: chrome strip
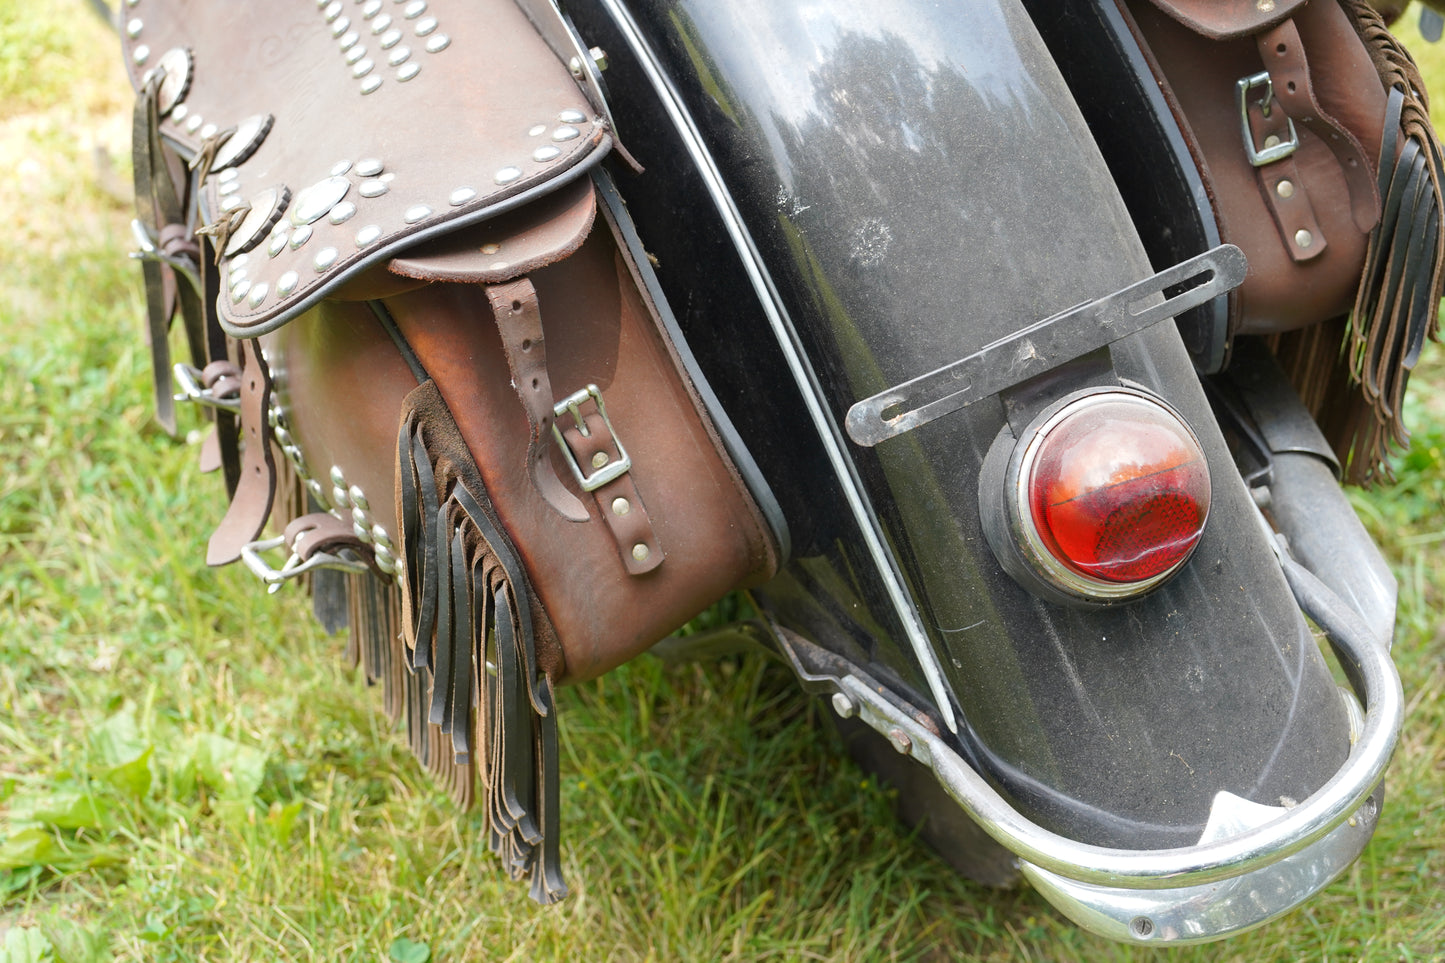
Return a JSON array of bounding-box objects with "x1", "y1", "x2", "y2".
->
[{"x1": 597, "y1": 0, "x2": 961, "y2": 733}]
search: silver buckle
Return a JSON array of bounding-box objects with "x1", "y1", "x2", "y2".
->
[
  {"x1": 551, "y1": 385, "x2": 631, "y2": 492},
  {"x1": 1237, "y1": 72, "x2": 1299, "y2": 167},
  {"x1": 172, "y1": 362, "x2": 241, "y2": 414},
  {"x1": 240, "y1": 534, "x2": 369, "y2": 594}
]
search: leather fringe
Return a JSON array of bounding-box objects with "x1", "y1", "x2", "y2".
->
[
  {"x1": 1326, "y1": 0, "x2": 1445, "y2": 483},
  {"x1": 394, "y1": 380, "x2": 567, "y2": 904}
]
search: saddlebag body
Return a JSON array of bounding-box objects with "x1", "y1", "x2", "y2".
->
[
  {"x1": 122, "y1": 0, "x2": 783, "y2": 901},
  {"x1": 1117, "y1": 0, "x2": 1445, "y2": 480}
]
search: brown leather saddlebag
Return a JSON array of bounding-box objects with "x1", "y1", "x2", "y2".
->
[
  {"x1": 122, "y1": 0, "x2": 784, "y2": 902},
  {"x1": 1118, "y1": 0, "x2": 1445, "y2": 481}
]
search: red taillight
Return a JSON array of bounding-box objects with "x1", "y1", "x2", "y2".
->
[{"x1": 1001, "y1": 390, "x2": 1210, "y2": 601}]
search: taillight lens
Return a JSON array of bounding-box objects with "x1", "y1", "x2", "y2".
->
[{"x1": 1013, "y1": 391, "x2": 1210, "y2": 599}]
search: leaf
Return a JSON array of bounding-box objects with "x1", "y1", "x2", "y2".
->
[
  {"x1": 387, "y1": 938, "x2": 432, "y2": 963},
  {"x1": 90, "y1": 709, "x2": 147, "y2": 768},
  {"x1": 38, "y1": 916, "x2": 109, "y2": 963},
  {"x1": 6, "y1": 789, "x2": 110, "y2": 832},
  {"x1": 0, "y1": 927, "x2": 53, "y2": 963},
  {"x1": 265, "y1": 800, "x2": 304, "y2": 845},
  {"x1": 99, "y1": 748, "x2": 153, "y2": 800},
  {"x1": 0, "y1": 864, "x2": 44, "y2": 897},
  {"x1": 189, "y1": 734, "x2": 267, "y2": 800}
]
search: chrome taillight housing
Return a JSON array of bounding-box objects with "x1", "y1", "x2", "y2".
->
[{"x1": 981, "y1": 388, "x2": 1211, "y2": 604}]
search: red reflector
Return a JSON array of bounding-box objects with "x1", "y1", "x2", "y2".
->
[{"x1": 1024, "y1": 395, "x2": 1210, "y2": 586}]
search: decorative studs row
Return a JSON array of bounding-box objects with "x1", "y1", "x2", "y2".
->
[{"x1": 319, "y1": 0, "x2": 450, "y2": 95}]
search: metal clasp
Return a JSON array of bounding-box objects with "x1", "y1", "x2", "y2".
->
[
  {"x1": 172, "y1": 362, "x2": 241, "y2": 414},
  {"x1": 240, "y1": 534, "x2": 369, "y2": 594},
  {"x1": 1237, "y1": 72, "x2": 1299, "y2": 167},
  {"x1": 551, "y1": 385, "x2": 631, "y2": 492}
]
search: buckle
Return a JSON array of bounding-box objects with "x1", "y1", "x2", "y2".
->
[
  {"x1": 240, "y1": 534, "x2": 369, "y2": 594},
  {"x1": 172, "y1": 362, "x2": 242, "y2": 414},
  {"x1": 1237, "y1": 72, "x2": 1298, "y2": 167},
  {"x1": 551, "y1": 385, "x2": 631, "y2": 492}
]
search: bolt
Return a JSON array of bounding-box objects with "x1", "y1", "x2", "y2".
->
[
  {"x1": 886, "y1": 728, "x2": 911, "y2": 754},
  {"x1": 831, "y1": 692, "x2": 856, "y2": 719}
]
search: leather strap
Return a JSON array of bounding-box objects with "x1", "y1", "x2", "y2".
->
[
  {"x1": 558, "y1": 408, "x2": 662, "y2": 575},
  {"x1": 484, "y1": 281, "x2": 589, "y2": 522},
  {"x1": 207, "y1": 338, "x2": 276, "y2": 565},
  {"x1": 1245, "y1": 89, "x2": 1328, "y2": 263},
  {"x1": 1258, "y1": 20, "x2": 1380, "y2": 232}
]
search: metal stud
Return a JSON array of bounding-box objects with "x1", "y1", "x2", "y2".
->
[
  {"x1": 357, "y1": 181, "x2": 386, "y2": 201},
  {"x1": 219, "y1": 181, "x2": 240, "y2": 196},
  {"x1": 232, "y1": 253, "x2": 251, "y2": 269},
  {"x1": 403, "y1": 0, "x2": 427, "y2": 17},
  {"x1": 230, "y1": 280, "x2": 251, "y2": 304},
  {"x1": 533, "y1": 145, "x2": 562, "y2": 163},
  {"x1": 289, "y1": 224, "x2": 313, "y2": 248},
  {"x1": 133, "y1": 45, "x2": 151, "y2": 65},
  {"x1": 314, "y1": 247, "x2": 340, "y2": 271},
  {"x1": 552, "y1": 125, "x2": 580, "y2": 142},
  {"x1": 185, "y1": 114, "x2": 203, "y2": 133},
  {"x1": 372, "y1": 13, "x2": 393, "y2": 33},
  {"x1": 404, "y1": 205, "x2": 432, "y2": 224},
  {"x1": 415, "y1": 16, "x2": 438, "y2": 36},
  {"x1": 360, "y1": 75, "x2": 383, "y2": 94},
  {"x1": 352, "y1": 58, "x2": 375, "y2": 77},
  {"x1": 373, "y1": 525, "x2": 392, "y2": 547},
  {"x1": 396, "y1": 63, "x2": 420, "y2": 81},
  {"x1": 200, "y1": 123, "x2": 218, "y2": 139},
  {"x1": 528, "y1": 124, "x2": 547, "y2": 137},
  {"x1": 349, "y1": 486, "x2": 370, "y2": 511},
  {"x1": 308, "y1": 479, "x2": 326, "y2": 501},
  {"x1": 1295, "y1": 229, "x2": 1313, "y2": 249},
  {"x1": 345, "y1": 45, "x2": 366, "y2": 65},
  {"x1": 329, "y1": 201, "x2": 357, "y2": 224},
  {"x1": 355, "y1": 224, "x2": 383, "y2": 246},
  {"x1": 292, "y1": 176, "x2": 351, "y2": 224},
  {"x1": 374, "y1": 553, "x2": 396, "y2": 577},
  {"x1": 495, "y1": 167, "x2": 522, "y2": 185},
  {"x1": 277, "y1": 271, "x2": 300, "y2": 295},
  {"x1": 331, "y1": 160, "x2": 353, "y2": 177},
  {"x1": 558, "y1": 109, "x2": 586, "y2": 124},
  {"x1": 1276, "y1": 179, "x2": 1295, "y2": 199},
  {"x1": 353, "y1": 523, "x2": 374, "y2": 545},
  {"x1": 218, "y1": 168, "x2": 239, "y2": 183},
  {"x1": 424, "y1": 33, "x2": 450, "y2": 53},
  {"x1": 248, "y1": 282, "x2": 269, "y2": 308},
  {"x1": 229, "y1": 268, "x2": 248, "y2": 289},
  {"x1": 330, "y1": 466, "x2": 347, "y2": 486},
  {"x1": 362, "y1": 0, "x2": 383, "y2": 16},
  {"x1": 331, "y1": 16, "x2": 351, "y2": 36},
  {"x1": 380, "y1": 172, "x2": 396, "y2": 182},
  {"x1": 611, "y1": 497, "x2": 631, "y2": 516},
  {"x1": 324, "y1": 0, "x2": 343, "y2": 21},
  {"x1": 355, "y1": 158, "x2": 384, "y2": 176},
  {"x1": 387, "y1": 45, "x2": 411, "y2": 65},
  {"x1": 172, "y1": 104, "x2": 189, "y2": 121},
  {"x1": 268, "y1": 234, "x2": 288, "y2": 258},
  {"x1": 127, "y1": 18, "x2": 143, "y2": 38},
  {"x1": 448, "y1": 187, "x2": 477, "y2": 206},
  {"x1": 379, "y1": 27, "x2": 403, "y2": 47},
  {"x1": 220, "y1": 194, "x2": 243, "y2": 211},
  {"x1": 351, "y1": 506, "x2": 369, "y2": 529},
  {"x1": 631, "y1": 543, "x2": 651, "y2": 563},
  {"x1": 333, "y1": 486, "x2": 351, "y2": 507},
  {"x1": 339, "y1": 30, "x2": 360, "y2": 49}
]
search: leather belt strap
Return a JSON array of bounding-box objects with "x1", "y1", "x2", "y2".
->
[
  {"x1": 558, "y1": 408, "x2": 662, "y2": 575},
  {"x1": 1245, "y1": 90, "x2": 1328, "y2": 263},
  {"x1": 1258, "y1": 20, "x2": 1381, "y2": 232},
  {"x1": 484, "y1": 280, "x2": 589, "y2": 522},
  {"x1": 207, "y1": 338, "x2": 276, "y2": 565}
]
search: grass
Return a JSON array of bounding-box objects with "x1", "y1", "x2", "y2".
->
[{"x1": 2, "y1": 0, "x2": 1444, "y2": 960}]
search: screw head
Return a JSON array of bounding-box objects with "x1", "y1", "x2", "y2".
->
[{"x1": 831, "y1": 692, "x2": 856, "y2": 718}]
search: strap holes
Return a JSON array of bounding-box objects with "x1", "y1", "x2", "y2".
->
[
  {"x1": 511, "y1": 299, "x2": 523, "y2": 312},
  {"x1": 1286, "y1": 81, "x2": 1296, "y2": 94},
  {"x1": 521, "y1": 338, "x2": 532, "y2": 351},
  {"x1": 531, "y1": 377, "x2": 539, "y2": 390},
  {"x1": 1276, "y1": 43, "x2": 1287, "y2": 55}
]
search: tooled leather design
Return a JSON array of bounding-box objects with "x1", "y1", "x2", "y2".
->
[{"x1": 120, "y1": 0, "x2": 610, "y2": 337}]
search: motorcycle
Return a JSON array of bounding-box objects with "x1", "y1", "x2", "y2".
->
[{"x1": 118, "y1": 0, "x2": 1439, "y2": 945}]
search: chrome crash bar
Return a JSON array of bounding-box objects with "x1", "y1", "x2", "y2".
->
[{"x1": 771, "y1": 556, "x2": 1402, "y2": 945}]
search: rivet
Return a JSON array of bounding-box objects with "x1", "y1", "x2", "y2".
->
[
  {"x1": 290, "y1": 224, "x2": 314, "y2": 248},
  {"x1": 218, "y1": 169, "x2": 239, "y2": 185},
  {"x1": 397, "y1": 62, "x2": 420, "y2": 81},
  {"x1": 277, "y1": 270, "x2": 300, "y2": 295},
  {"x1": 1257, "y1": 0, "x2": 1275, "y2": 10},
  {"x1": 495, "y1": 166, "x2": 522, "y2": 185},
  {"x1": 220, "y1": 194, "x2": 243, "y2": 211},
  {"x1": 331, "y1": 160, "x2": 353, "y2": 177},
  {"x1": 172, "y1": 104, "x2": 189, "y2": 121},
  {"x1": 356, "y1": 158, "x2": 384, "y2": 176},
  {"x1": 552, "y1": 125, "x2": 580, "y2": 142},
  {"x1": 314, "y1": 246, "x2": 340, "y2": 271},
  {"x1": 387, "y1": 45, "x2": 411, "y2": 65},
  {"x1": 404, "y1": 204, "x2": 432, "y2": 224},
  {"x1": 371, "y1": 13, "x2": 393, "y2": 33},
  {"x1": 229, "y1": 268, "x2": 248, "y2": 288},
  {"x1": 349, "y1": 485, "x2": 370, "y2": 510},
  {"x1": 352, "y1": 57, "x2": 375, "y2": 77},
  {"x1": 248, "y1": 282, "x2": 269, "y2": 308},
  {"x1": 631, "y1": 543, "x2": 651, "y2": 563},
  {"x1": 362, "y1": 0, "x2": 382, "y2": 17},
  {"x1": 339, "y1": 30, "x2": 360, "y2": 49},
  {"x1": 344, "y1": 45, "x2": 365, "y2": 65},
  {"x1": 480, "y1": 243, "x2": 501, "y2": 255},
  {"x1": 380, "y1": 27, "x2": 403, "y2": 47},
  {"x1": 355, "y1": 224, "x2": 383, "y2": 246},
  {"x1": 1276, "y1": 179, "x2": 1295, "y2": 199},
  {"x1": 558, "y1": 109, "x2": 586, "y2": 125},
  {"x1": 325, "y1": 0, "x2": 343, "y2": 21},
  {"x1": 200, "y1": 123, "x2": 218, "y2": 139},
  {"x1": 533, "y1": 145, "x2": 562, "y2": 163},
  {"x1": 185, "y1": 114, "x2": 203, "y2": 132},
  {"x1": 126, "y1": 18, "x2": 143, "y2": 38},
  {"x1": 591, "y1": 451, "x2": 609, "y2": 469},
  {"x1": 448, "y1": 186, "x2": 476, "y2": 206},
  {"x1": 360, "y1": 75, "x2": 383, "y2": 94},
  {"x1": 414, "y1": 15, "x2": 438, "y2": 36},
  {"x1": 232, "y1": 253, "x2": 251, "y2": 269},
  {"x1": 528, "y1": 124, "x2": 547, "y2": 137},
  {"x1": 403, "y1": 0, "x2": 427, "y2": 17},
  {"x1": 219, "y1": 180, "x2": 240, "y2": 196},
  {"x1": 329, "y1": 201, "x2": 358, "y2": 224},
  {"x1": 268, "y1": 233, "x2": 288, "y2": 257},
  {"x1": 1264, "y1": 134, "x2": 1281, "y2": 149},
  {"x1": 611, "y1": 497, "x2": 631, "y2": 516},
  {"x1": 331, "y1": 16, "x2": 351, "y2": 37},
  {"x1": 133, "y1": 44, "x2": 151, "y2": 65},
  {"x1": 359, "y1": 179, "x2": 388, "y2": 198},
  {"x1": 1295, "y1": 229, "x2": 1313, "y2": 248},
  {"x1": 230, "y1": 280, "x2": 251, "y2": 303}
]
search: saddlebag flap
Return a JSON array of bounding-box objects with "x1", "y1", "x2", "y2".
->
[
  {"x1": 123, "y1": 0, "x2": 784, "y2": 902},
  {"x1": 1120, "y1": 0, "x2": 1445, "y2": 481}
]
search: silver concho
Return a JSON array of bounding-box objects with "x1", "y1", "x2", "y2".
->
[
  {"x1": 224, "y1": 186, "x2": 292, "y2": 257},
  {"x1": 155, "y1": 48, "x2": 194, "y2": 116},
  {"x1": 212, "y1": 114, "x2": 275, "y2": 170}
]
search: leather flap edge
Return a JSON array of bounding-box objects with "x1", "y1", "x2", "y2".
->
[{"x1": 1144, "y1": 0, "x2": 1309, "y2": 39}]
